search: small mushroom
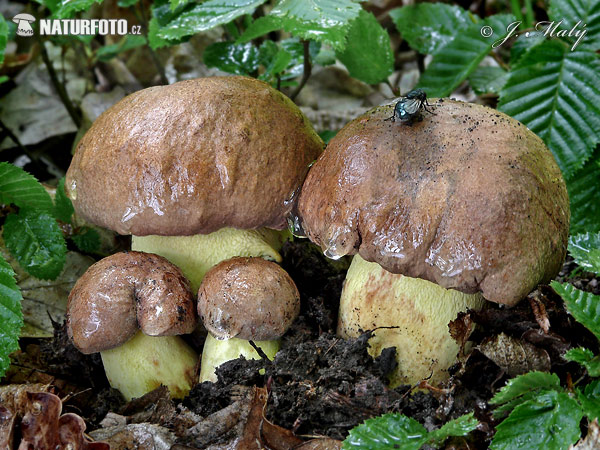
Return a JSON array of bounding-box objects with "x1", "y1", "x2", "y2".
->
[
  {"x1": 65, "y1": 76, "x2": 323, "y2": 292},
  {"x1": 298, "y1": 99, "x2": 569, "y2": 386},
  {"x1": 197, "y1": 257, "x2": 300, "y2": 382},
  {"x1": 67, "y1": 251, "x2": 198, "y2": 400},
  {"x1": 12, "y1": 13, "x2": 35, "y2": 37}
]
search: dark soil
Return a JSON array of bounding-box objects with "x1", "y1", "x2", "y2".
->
[{"x1": 24, "y1": 240, "x2": 600, "y2": 448}]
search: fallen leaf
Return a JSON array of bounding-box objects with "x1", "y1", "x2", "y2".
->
[
  {"x1": 478, "y1": 333, "x2": 551, "y2": 376},
  {"x1": 528, "y1": 290, "x2": 550, "y2": 333},
  {"x1": 570, "y1": 419, "x2": 600, "y2": 449}
]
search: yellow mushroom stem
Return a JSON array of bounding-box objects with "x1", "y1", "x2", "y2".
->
[
  {"x1": 100, "y1": 331, "x2": 198, "y2": 401},
  {"x1": 199, "y1": 334, "x2": 280, "y2": 383},
  {"x1": 132, "y1": 227, "x2": 288, "y2": 292},
  {"x1": 338, "y1": 255, "x2": 486, "y2": 387}
]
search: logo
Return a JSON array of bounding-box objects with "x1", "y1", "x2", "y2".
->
[{"x1": 13, "y1": 13, "x2": 36, "y2": 37}]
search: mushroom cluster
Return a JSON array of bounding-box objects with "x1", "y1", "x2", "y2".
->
[
  {"x1": 298, "y1": 99, "x2": 569, "y2": 386},
  {"x1": 64, "y1": 76, "x2": 321, "y2": 398}
]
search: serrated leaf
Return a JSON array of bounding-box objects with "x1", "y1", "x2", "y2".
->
[
  {"x1": 269, "y1": 0, "x2": 362, "y2": 50},
  {"x1": 0, "y1": 163, "x2": 54, "y2": 214},
  {"x1": 429, "y1": 413, "x2": 479, "y2": 446},
  {"x1": 0, "y1": 255, "x2": 23, "y2": 378},
  {"x1": 417, "y1": 14, "x2": 516, "y2": 98},
  {"x1": 510, "y1": 31, "x2": 546, "y2": 63},
  {"x1": 0, "y1": 15, "x2": 8, "y2": 66},
  {"x1": 549, "y1": 0, "x2": 600, "y2": 50},
  {"x1": 96, "y1": 34, "x2": 147, "y2": 62},
  {"x1": 335, "y1": 10, "x2": 394, "y2": 85},
  {"x1": 3, "y1": 210, "x2": 66, "y2": 281},
  {"x1": 157, "y1": 0, "x2": 267, "y2": 40},
  {"x1": 71, "y1": 227, "x2": 101, "y2": 254},
  {"x1": 490, "y1": 371, "x2": 562, "y2": 405},
  {"x1": 50, "y1": 0, "x2": 104, "y2": 18},
  {"x1": 343, "y1": 413, "x2": 429, "y2": 450},
  {"x1": 552, "y1": 281, "x2": 600, "y2": 340},
  {"x1": 578, "y1": 380, "x2": 600, "y2": 421},
  {"x1": 490, "y1": 390, "x2": 583, "y2": 450},
  {"x1": 54, "y1": 177, "x2": 74, "y2": 223},
  {"x1": 498, "y1": 41, "x2": 600, "y2": 178},
  {"x1": 169, "y1": 0, "x2": 189, "y2": 10},
  {"x1": 203, "y1": 41, "x2": 260, "y2": 76},
  {"x1": 569, "y1": 232, "x2": 600, "y2": 274},
  {"x1": 468, "y1": 66, "x2": 508, "y2": 95},
  {"x1": 568, "y1": 152, "x2": 600, "y2": 234},
  {"x1": 564, "y1": 348, "x2": 600, "y2": 376},
  {"x1": 389, "y1": 3, "x2": 473, "y2": 55}
]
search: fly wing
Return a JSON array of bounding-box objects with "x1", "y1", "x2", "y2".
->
[{"x1": 402, "y1": 98, "x2": 421, "y2": 115}]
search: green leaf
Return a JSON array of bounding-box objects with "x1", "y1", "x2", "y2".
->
[
  {"x1": 319, "y1": 129, "x2": 337, "y2": 144},
  {"x1": 567, "y1": 152, "x2": 600, "y2": 234},
  {"x1": 2, "y1": 210, "x2": 66, "y2": 281},
  {"x1": 169, "y1": 0, "x2": 189, "y2": 11},
  {"x1": 0, "y1": 255, "x2": 23, "y2": 378},
  {"x1": 50, "y1": 0, "x2": 104, "y2": 18},
  {"x1": 564, "y1": 347, "x2": 600, "y2": 376},
  {"x1": 157, "y1": 0, "x2": 268, "y2": 41},
  {"x1": 343, "y1": 413, "x2": 429, "y2": 450},
  {"x1": 490, "y1": 372, "x2": 562, "y2": 406},
  {"x1": 0, "y1": 75, "x2": 8, "y2": 85},
  {"x1": 551, "y1": 281, "x2": 600, "y2": 340},
  {"x1": 498, "y1": 41, "x2": 600, "y2": 178},
  {"x1": 269, "y1": 0, "x2": 363, "y2": 50},
  {"x1": 428, "y1": 413, "x2": 479, "y2": 446},
  {"x1": 468, "y1": 66, "x2": 509, "y2": 95},
  {"x1": 389, "y1": 3, "x2": 473, "y2": 55},
  {"x1": 490, "y1": 390, "x2": 583, "y2": 450},
  {"x1": 569, "y1": 232, "x2": 600, "y2": 274},
  {"x1": 510, "y1": 31, "x2": 546, "y2": 63},
  {"x1": 578, "y1": 379, "x2": 600, "y2": 420},
  {"x1": 0, "y1": 14, "x2": 8, "y2": 66},
  {"x1": 549, "y1": 0, "x2": 600, "y2": 50},
  {"x1": 117, "y1": 0, "x2": 139, "y2": 6},
  {"x1": 237, "y1": 15, "x2": 283, "y2": 43},
  {"x1": 0, "y1": 163, "x2": 54, "y2": 214},
  {"x1": 203, "y1": 41, "x2": 260, "y2": 75},
  {"x1": 343, "y1": 412, "x2": 478, "y2": 450},
  {"x1": 335, "y1": 10, "x2": 394, "y2": 85},
  {"x1": 148, "y1": 0, "x2": 194, "y2": 49},
  {"x1": 96, "y1": 35, "x2": 147, "y2": 62},
  {"x1": 53, "y1": 178, "x2": 74, "y2": 223},
  {"x1": 417, "y1": 14, "x2": 516, "y2": 98},
  {"x1": 71, "y1": 227, "x2": 101, "y2": 254}
]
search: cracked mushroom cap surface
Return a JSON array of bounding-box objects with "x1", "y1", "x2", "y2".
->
[
  {"x1": 67, "y1": 251, "x2": 197, "y2": 354},
  {"x1": 65, "y1": 76, "x2": 323, "y2": 236},
  {"x1": 298, "y1": 99, "x2": 569, "y2": 306},
  {"x1": 198, "y1": 257, "x2": 300, "y2": 340}
]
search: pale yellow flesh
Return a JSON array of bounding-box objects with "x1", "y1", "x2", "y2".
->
[
  {"x1": 338, "y1": 255, "x2": 485, "y2": 387},
  {"x1": 132, "y1": 227, "x2": 284, "y2": 292},
  {"x1": 199, "y1": 334, "x2": 280, "y2": 383},
  {"x1": 101, "y1": 331, "x2": 198, "y2": 401}
]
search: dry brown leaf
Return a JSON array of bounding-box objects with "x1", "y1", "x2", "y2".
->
[
  {"x1": 528, "y1": 290, "x2": 550, "y2": 334},
  {"x1": 294, "y1": 438, "x2": 343, "y2": 449},
  {"x1": 478, "y1": 333, "x2": 551, "y2": 376},
  {"x1": 449, "y1": 312, "x2": 475, "y2": 355},
  {"x1": 570, "y1": 419, "x2": 600, "y2": 449}
]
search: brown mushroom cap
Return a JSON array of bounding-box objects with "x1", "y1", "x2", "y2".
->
[
  {"x1": 198, "y1": 257, "x2": 300, "y2": 340},
  {"x1": 298, "y1": 99, "x2": 569, "y2": 306},
  {"x1": 67, "y1": 251, "x2": 197, "y2": 354},
  {"x1": 65, "y1": 76, "x2": 323, "y2": 236}
]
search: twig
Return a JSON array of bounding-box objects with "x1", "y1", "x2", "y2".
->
[
  {"x1": 290, "y1": 40, "x2": 312, "y2": 101},
  {"x1": 38, "y1": 37, "x2": 82, "y2": 128}
]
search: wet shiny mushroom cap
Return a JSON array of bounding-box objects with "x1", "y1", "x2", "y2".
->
[
  {"x1": 65, "y1": 76, "x2": 323, "y2": 236},
  {"x1": 67, "y1": 251, "x2": 197, "y2": 354},
  {"x1": 198, "y1": 257, "x2": 300, "y2": 340},
  {"x1": 298, "y1": 99, "x2": 570, "y2": 306}
]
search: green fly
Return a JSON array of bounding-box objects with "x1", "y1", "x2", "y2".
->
[{"x1": 386, "y1": 89, "x2": 435, "y2": 123}]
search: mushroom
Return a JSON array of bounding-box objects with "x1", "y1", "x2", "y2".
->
[
  {"x1": 65, "y1": 76, "x2": 323, "y2": 292},
  {"x1": 12, "y1": 13, "x2": 35, "y2": 37},
  {"x1": 67, "y1": 251, "x2": 198, "y2": 400},
  {"x1": 298, "y1": 99, "x2": 569, "y2": 386},
  {"x1": 197, "y1": 257, "x2": 300, "y2": 382}
]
